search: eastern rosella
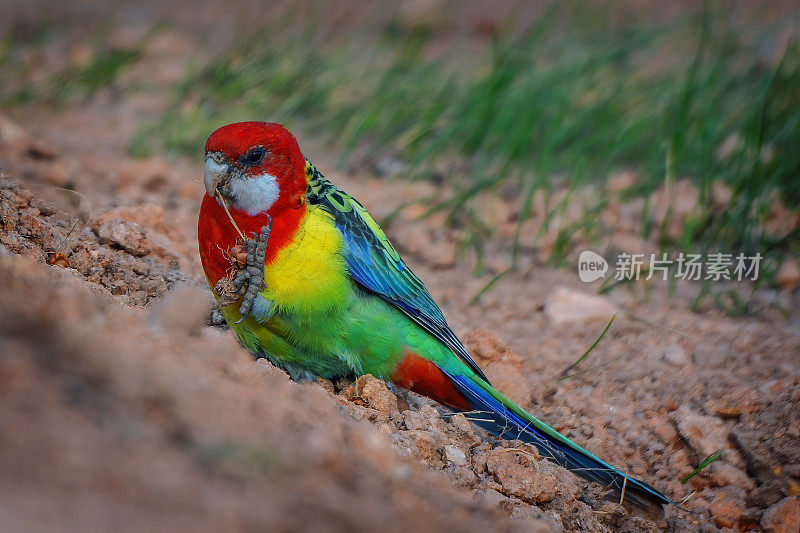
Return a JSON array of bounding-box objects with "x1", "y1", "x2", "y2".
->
[{"x1": 197, "y1": 121, "x2": 671, "y2": 508}]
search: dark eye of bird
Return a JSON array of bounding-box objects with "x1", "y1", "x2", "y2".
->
[{"x1": 243, "y1": 147, "x2": 266, "y2": 166}]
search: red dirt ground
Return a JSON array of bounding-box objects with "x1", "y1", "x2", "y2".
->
[{"x1": 1, "y1": 2, "x2": 798, "y2": 531}]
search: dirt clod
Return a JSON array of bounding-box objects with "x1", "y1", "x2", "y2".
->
[
  {"x1": 444, "y1": 444, "x2": 467, "y2": 467},
  {"x1": 351, "y1": 374, "x2": 401, "y2": 418},
  {"x1": 482, "y1": 446, "x2": 557, "y2": 504},
  {"x1": 761, "y1": 496, "x2": 800, "y2": 533},
  {"x1": 0, "y1": 180, "x2": 189, "y2": 306},
  {"x1": 732, "y1": 385, "x2": 800, "y2": 506},
  {"x1": 671, "y1": 406, "x2": 730, "y2": 459},
  {"x1": 709, "y1": 487, "x2": 747, "y2": 528}
]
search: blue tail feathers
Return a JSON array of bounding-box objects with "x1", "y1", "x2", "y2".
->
[{"x1": 445, "y1": 371, "x2": 672, "y2": 508}]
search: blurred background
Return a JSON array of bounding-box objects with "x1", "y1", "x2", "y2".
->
[
  {"x1": 2, "y1": 0, "x2": 799, "y2": 308},
  {"x1": 1, "y1": 1, "x2": 799, "y2": 531}
]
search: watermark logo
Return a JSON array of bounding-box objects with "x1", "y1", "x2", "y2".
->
[
  {"x1": 578, "y1": 250, "x2": 609, "y2": 282},
  {"x1": 577, "y1": 250, "x2": 762, "y2": 282}
]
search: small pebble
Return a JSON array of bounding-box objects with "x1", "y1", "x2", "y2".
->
[{"x1": 444, "y1": 444, "x2": 467, "y2": 466}]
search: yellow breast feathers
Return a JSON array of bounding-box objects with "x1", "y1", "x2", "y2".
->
[{"x1": 261, "y1": 206, "x2": 349, "y2": 313}]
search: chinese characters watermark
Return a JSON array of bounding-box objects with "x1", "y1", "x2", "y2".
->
[{"x1": 578, "y1": 251, "x2": 762, "y2": 282}]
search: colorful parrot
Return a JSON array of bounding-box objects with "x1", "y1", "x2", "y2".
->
[{"x1": 198, "y1": 121, "x2": 672, "y2": 508}]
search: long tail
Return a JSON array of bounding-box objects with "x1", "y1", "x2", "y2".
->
[{"x1": 444, "y1": 371, "x2": 672, "y2": 508}]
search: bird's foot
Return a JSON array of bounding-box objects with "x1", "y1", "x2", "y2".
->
[
  {"x1": 213, "y1": 217, "x2": 272, "y2": 321},
  {"x1": 231, "y1": 218, "x2": 272, "y2": 323}
]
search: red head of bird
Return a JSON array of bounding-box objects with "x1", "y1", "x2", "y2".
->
[
  {"x1": 203, "y1": 121, "x2": 307, "y2": 215},
  {"x1": 198, "y1": 122, "x2": 309, "y2": 285}
]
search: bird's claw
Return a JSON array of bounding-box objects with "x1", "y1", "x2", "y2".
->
[{"x1": 234, "y1": 217, "x2": 272, "y2": 324}]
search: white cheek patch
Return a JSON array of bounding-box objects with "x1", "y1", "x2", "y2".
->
[{"x1": 226, "y1": 171, "x2": 280, "y2": 215}]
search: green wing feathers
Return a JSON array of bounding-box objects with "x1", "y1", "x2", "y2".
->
[{"x1": 305, "y1": 161, "x2": 490, "y2": 383}]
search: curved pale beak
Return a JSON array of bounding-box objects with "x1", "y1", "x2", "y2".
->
[{"x1": 204, "y1": 153, "x2": 230, "y2": 197}]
